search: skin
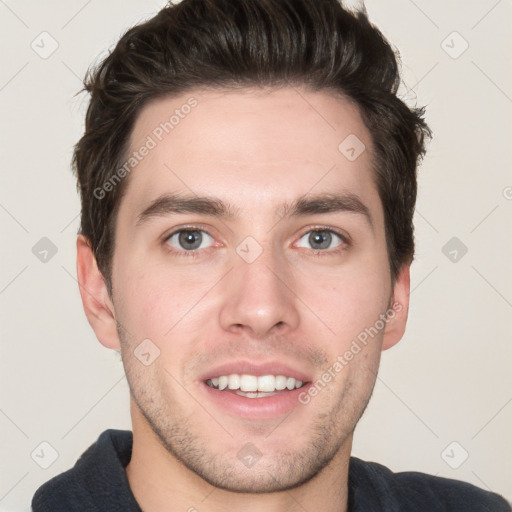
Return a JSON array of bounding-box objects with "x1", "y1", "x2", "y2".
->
[{"x1": 77, "y1": 86, "x2": 410, "y2": 512}]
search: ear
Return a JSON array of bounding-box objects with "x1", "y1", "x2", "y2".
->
[
  {"x1": 76, "y1": 234, "x2": 120, "y2": 350},
  {"x1": 381, "y1": 264, "x2": 410, "y2": 351}
]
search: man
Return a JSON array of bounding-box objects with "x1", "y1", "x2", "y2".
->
[{"x1": 31, "y1": 0, "x2": 511, "y2": 510}]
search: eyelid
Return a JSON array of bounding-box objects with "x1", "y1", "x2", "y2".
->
[
  {"x1": 163, "y1": 223, "x2": 350, "y2": 241},
  {"x1": 295, "y1": 225, "x2": 351, "y2": 245},
  {"x1": 162, "y1": 224, "x2": 351, "y2": 256},
  {"x1": 162, "y1": 224, "x2": 220, "y2": 243}
]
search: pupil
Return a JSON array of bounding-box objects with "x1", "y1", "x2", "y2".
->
[
  {"x1": 179, "y1": 230, "x2": 202, "y2": 250},
  {"x1": 310, "y1": 230, "x2": 331, "y2": 250}
]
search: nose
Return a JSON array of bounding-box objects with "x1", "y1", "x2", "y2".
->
[{"x1": 218, "y1": 246, "x2": 300, "y2": 339}]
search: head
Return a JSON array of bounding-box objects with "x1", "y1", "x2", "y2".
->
[{"x1": 76, "y1": 0, "x2": 431, "y2": 495}]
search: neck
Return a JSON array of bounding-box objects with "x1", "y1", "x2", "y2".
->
[{"x1": 125, "y1": 404, "x2": 351, "y2": 512}]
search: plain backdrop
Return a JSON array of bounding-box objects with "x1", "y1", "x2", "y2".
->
[{"x1": 1, "y1": 1, "x2": 511, "y2": 510}]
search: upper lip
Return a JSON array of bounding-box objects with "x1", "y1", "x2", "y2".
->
[{"x1": 199, "y1": 360, "x2": 312, "y2": 383}]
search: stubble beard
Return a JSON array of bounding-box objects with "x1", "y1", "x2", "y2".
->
[{"x1": 125, "y1": 362, "x2": 374, "y2": 494}]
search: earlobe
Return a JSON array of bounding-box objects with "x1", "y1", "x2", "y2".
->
[
  {"x1": 76, "y1": 234, "x2": 121, "y2": 350},
  {"x1": 381, "y1": 264, "x2": 410, "y2": 351}
]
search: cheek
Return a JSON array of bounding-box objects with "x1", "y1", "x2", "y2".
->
[
  {"x1": 116, "y1": 258, "x2": 215, "y2": 343},
  {"x1": 298, "y1": 255, "x2": 390, "y2": 336},
  {"x1": 113, "y1": 259, "x2": 173, "y2": 340},
  {"x1": 138, "y1": 281, "x2": 183, "y2": 340}
]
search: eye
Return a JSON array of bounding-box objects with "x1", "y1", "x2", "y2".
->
[
  {"x1": 295, "y1": 228, "x2": 347, "y2": 253},
  {"x1": 163, "y1": 226, "x2": 349, "y2": 259},
  {"x1": 165, "y1": 228, "x2": 214, "y2": 255}
]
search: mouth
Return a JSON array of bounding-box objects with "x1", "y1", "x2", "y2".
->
[
  {"x1": 205, "y1": 373, "x2": 306, "y2": 398},
  {"x1": 198, "y1": 363, "x2": 312, "y2": 420}
]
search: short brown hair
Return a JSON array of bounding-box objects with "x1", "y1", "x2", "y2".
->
[{"x1": 73, "y1": 0, "x2": 431, "y2": 295}]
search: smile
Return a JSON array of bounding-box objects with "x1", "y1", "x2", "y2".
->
[{"x1": 206, "y1": 374, "x2": 305, "y2": 396}]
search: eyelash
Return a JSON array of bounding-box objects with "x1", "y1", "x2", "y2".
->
[{"x1": 162, "y1": 225, "x2": 350, "y2": 259}]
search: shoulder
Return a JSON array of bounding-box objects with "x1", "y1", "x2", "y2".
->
[
  {"x1": 31, "y1": 451, "x2": 96, "y2": 512},
  {"x1": 349, "y1": 457, "x2": 511, "y2": 512},
  {"x1": 31, "y1": 429, "x2": 135, "y2": 512}
]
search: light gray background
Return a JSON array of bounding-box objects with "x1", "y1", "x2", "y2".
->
[{"x1": 1, "y1": 1, "x2": 511, "y2": 511}]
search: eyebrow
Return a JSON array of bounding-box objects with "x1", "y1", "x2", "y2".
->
[{"x1": 136, "y1": 191, "x2": 374, "y2": 229}]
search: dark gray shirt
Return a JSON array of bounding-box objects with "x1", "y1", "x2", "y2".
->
[{"x1": 32, "y1": 429, "x2": 511, "y2": 511}]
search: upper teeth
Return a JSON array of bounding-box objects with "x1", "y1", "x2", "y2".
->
[{"x1": 207, "y1": 374, "x2": 304, "y2": 392}]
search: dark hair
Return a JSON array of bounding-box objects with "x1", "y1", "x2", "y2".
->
[{"x1": 73, "y1": 0, "x2": 431, "y2": 295}]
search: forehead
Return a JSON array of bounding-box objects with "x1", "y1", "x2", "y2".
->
[{"x1": 120, "y1": 86, "x2": 381, "y2": 224}]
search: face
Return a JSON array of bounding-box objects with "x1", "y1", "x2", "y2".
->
[{"x1": 86, "y1": 86, "x2": 408, "y2": 493}]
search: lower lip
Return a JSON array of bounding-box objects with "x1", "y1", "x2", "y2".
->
[{"x1": 200, "y1": 382, "x2": 311, "y2": 420}]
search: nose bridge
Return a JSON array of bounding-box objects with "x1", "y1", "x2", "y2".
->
[
  {"x1": 238, "y1": 239, "x2": 286, "y2": 295},
  {"x1": 218, "y1": 234, "x2": 300, "y2": 336}
]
